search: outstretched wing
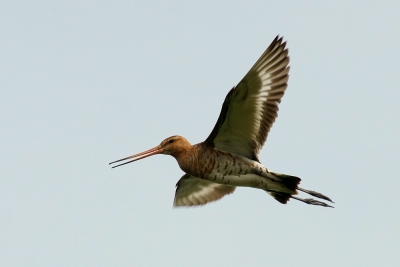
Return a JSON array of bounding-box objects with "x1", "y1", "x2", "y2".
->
[
  {"x1": 174, "y1": 174, "x2": 235, "y2": 207},
  {"x1": 204, "y1": 36, "x2": 290, "y2": 161}
]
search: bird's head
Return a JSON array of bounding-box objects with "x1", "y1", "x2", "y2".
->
[
  {"x1": 158, "y1": 135, "x2": 191, "y2": 156},
  {"x1": 109, "y1": 135, "x2": 191, "y2": 168}
]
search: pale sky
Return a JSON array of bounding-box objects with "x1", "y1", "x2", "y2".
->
[{"x1": 1, "y1": 1, "x2": 400, "y2": 266}]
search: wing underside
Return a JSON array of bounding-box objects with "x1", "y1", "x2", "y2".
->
[
  {"x1": 174, "y1": 174, "x2": 235, "y2": 207},
  {"x1": 204, "y1": 36, "x2": 290, "y2": 161}
]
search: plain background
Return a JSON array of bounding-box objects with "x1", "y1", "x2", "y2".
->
[{"x1": 1, "y1": 1, "x2": 400, "y2": 266}]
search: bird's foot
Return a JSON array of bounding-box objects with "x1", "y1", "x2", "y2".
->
[
  {"x1": 291, "y1": 196, "x2": 334, "y2": 208},
  {"x1": 298, "y1": 187, "x2": 334, "y2": 203}
]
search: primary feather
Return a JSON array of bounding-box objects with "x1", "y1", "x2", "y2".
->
[{"x1": 204, "y1": 36, "x2": 289, "y2": 162}]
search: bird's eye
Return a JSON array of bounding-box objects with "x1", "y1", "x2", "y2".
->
[{"x1": 169, "y1": 139, "x2": 174, "y2": 144}]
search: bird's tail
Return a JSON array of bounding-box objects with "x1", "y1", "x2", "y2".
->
[{"x1": 265, "y1": 172, "x2": 334, "y2": 208}]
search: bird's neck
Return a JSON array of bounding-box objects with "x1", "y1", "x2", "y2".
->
[{"x1": 173, "y1": 143, "x2": 215, "y2": 178}]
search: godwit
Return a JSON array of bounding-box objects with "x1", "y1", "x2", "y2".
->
[{"x1": 110, "y1": 36, "x2": 333, "y2": 208}]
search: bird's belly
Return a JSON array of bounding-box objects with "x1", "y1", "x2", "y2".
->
[
  {"x1": 205, "y1": 173, "x2": 269, "y2": 189},
  {"x1": 196, "y1": 153, "x2": 270, "y2": 188}
]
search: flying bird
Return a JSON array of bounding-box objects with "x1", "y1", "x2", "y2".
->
[{"x1": 110, "y1": 36, "x2": 333, "y2": 208}]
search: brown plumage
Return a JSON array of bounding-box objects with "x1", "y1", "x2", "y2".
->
[{"x1": 110, "y1": 36, "x2": 333, "y2": 208}]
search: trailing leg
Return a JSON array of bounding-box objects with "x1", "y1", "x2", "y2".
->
[
  {"x1": 298, "y1": 187, "x2": 334, "y2": 203},
  {"x1": 291, "y1": 195, "x2": 334, "y2": 208}
]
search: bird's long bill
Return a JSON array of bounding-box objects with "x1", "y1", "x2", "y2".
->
[{"x1": 109, "y1": 146, "x2": 163, "y2": 168}]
